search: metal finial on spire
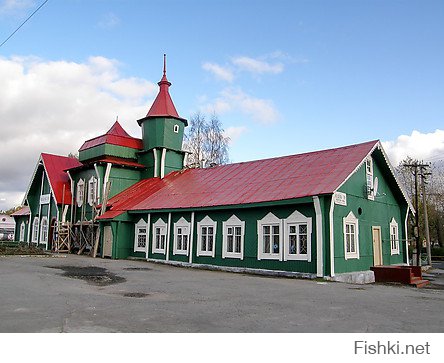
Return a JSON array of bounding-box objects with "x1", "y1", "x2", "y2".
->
[{"x1": 163, "y1": 54, "x2": 166, "y2": 76}]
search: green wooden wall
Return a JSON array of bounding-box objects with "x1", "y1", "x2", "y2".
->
[
  {"x1": 333, "y1": 154, "x2": 407, "y2": 274},
  {"x1": 109, "y1": 203, "x2": 318, "y2": 274}
]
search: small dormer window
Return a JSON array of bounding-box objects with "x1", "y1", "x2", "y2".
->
[{"x1": 173, "y1": 124, "x2": 179, "y2": 133}]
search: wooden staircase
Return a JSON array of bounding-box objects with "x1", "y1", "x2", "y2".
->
[{"x1": 370, "y1": 265, "x2": 430, "y2": 288}]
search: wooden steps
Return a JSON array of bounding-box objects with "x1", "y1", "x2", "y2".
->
[
  {"x1": 370, "y1": 265, "x2": 430, "y2": 288},
  {"x1": 409, "y1": 276, "x2": 430, "y2": 288}
]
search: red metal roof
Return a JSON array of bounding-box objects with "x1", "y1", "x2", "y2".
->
[
  {"x1": 41, "y1": 153, "x2": 82, "y2": 205},
  {"x1": 99, "y1": 140, "x2": 379, "y2": 219},
  {"x1": 138, "y1": 58, "x2": 187, "y2": 125},
  {"x1": 11, "y1": 206, "x2": 30, "y2": 217},
  {"x1": 146, "y1": 74, "x2": 181, "y2": 119},
  {"x1": 67, "y1": 156, "x2": 145, "y2": 172},
  {"x1": 79, "y1": 121, "x2": 143, "y2": 151}
]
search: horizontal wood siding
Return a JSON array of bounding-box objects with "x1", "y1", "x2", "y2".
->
[
  {"x1": 333, "y1": 155, "x2": 407, "y2": 274},
  {"x1": 130, "y1": 203, "x2": 317, "y2": 274}
]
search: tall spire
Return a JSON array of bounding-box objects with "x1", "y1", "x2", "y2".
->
[{"x1": 144, "y1": 54, "x2": 182, "y2": 120}]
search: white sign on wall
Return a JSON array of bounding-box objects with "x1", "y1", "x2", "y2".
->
[
  {"x1": 334, "y1": 192, "x2": 347, "y2": 206},
  {"x1": 40, "y1": 194, "x2": 51, "y2": 205}
]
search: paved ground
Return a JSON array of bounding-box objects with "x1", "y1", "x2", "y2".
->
[{"x1": 0, "y1": 254, "x2": 443, "y2": 333}]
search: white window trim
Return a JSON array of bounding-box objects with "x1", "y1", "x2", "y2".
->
[
  {"x1": 283, "y1": 210, "x2": 312, "y2": 261},
  {"x1": 390, "y1": 217, "x2": 400, "y2": 255},
  {"x1": 87, "y1": 176, "x2": 98, "y2": 206},
  {"x1": 196, "y1": 216, "x2": 217, "y2": 257},
  {"x1": 19, "y1": 222, "x2": 26, "y2": 242},
  {"x1": 222, "y1": 215, "x2": 245, "y2": 260},
  {"x1": 257, "y1": 212, "x2": 282, "y2": 261},
  {"x1": 152, "y1": 218, "x2": 167, "y2": 255},
  {"x1": 343, "y1": 211, "x2": 360, "y2": 260},
  {"x1": 40, "y1": 216, "x2": 48, "y2": 245},
  {"x1": 366, "y1": 157, "x2": 374, "y2": 201},
  {"x1": 32, "y1": 217, "x2": 39, "y2": 243},
  {"x1": 134, "y1": 218, "x2": 148, "y2": 253},
  {"x1": 173, "y1": 217, "x2": 190, "y2": 256},
  {"x1": 76, "y1": 179, "x2": 85, "y2": 207},
  {"x1": 173, "y1": 124, "x2": 179, "y2": 133}
]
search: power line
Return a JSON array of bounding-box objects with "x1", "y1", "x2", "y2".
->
[{"x1": 0, "y1": 0, "x2": 50, "y2": 49}]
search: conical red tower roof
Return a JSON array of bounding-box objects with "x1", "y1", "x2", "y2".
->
[
  {"x1": 138, "y1": 55, "x2": 187, "y2": 125},
  {"x1": 79, "y1": 120, "x2": 143, "y2": 151}
]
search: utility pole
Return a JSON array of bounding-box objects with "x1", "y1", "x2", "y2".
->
[
  {"x1": 403, "y1": 161, "x2": 430, "y2": 266},
  {"x1": 420, "y1": 164, "x2": 432, "y2": 266}
]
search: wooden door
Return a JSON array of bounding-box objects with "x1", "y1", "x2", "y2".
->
[
  {"x1": 103, "y1": 226, "x2": 113, "y2": 258},
  {"x1": 372, "y1": 226, "x2": 383, "y2": 266}
]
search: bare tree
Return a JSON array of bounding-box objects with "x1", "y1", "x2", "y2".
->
[
  {"x1": 184, "y1": 112, "x2": 230, "y2": 167},
  {"x1": 396, "y1": 157, "x2": 444, "y2": 248}
]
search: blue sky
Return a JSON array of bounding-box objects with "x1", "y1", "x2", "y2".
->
[{"x1": 1, "y1": 0, "x2": 444, "y2": 209}]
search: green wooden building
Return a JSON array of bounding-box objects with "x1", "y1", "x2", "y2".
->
[{"x1": 13, "y1": 60, "x2": 413, "y2": 282}]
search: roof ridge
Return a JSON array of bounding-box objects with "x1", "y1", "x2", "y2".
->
[{"x1": 191, "y1": 140, "x2": 380, "y2": 172}]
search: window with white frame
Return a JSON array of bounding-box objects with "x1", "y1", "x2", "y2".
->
[
  {"x1": 32, "y1": 217, "x2": 39, "y2": 243},
  {"x1": 173, "y1": 124, "x2": 179, "y2": 133},
  {"x1": 40, "y1": 216, "x2": 48, "y2": 244},
  {"x1": 152, "y1": 218, "x2": 167, "y2": 254},
  {"x1": 257, "y1": 213, "x2": 282, "y2": 260},
  {"x1": 366, "y1": 157, "x2": 374, "y2": 200},
  {"x1": 173, "y1": 217, "x2": 190, "y2": 255},
  {"x1": 283, "y1": 210, "x2": 312, "y2": 261},
  {"x1": 19, "y1": 222, "x2": 26, "y2": 242},
  {"x1": 343, "y1": 211, "x2": 359, "y2": 259},
  {"x1": 390, "y1": 218, "x2": 400, "y2": 255},
  {"x1": 76, "y1": 179, "x2": 85, "y2": 207},
  {"x1": 197, "y1": 216, "x2": 217, "y2": 257},
  {"x1": 88, "y1": 176, "x2": 98, "y2": 206},
  {"x1": 222, "y1": 215, "x2": 245, "y2": 259},
  {"x1": 134, "y1": 219, "x2": 147, "y2": 253}
]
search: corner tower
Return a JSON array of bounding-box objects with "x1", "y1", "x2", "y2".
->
[{"x1": 137, "y1": 55, "x2": 188, "y2": 178}]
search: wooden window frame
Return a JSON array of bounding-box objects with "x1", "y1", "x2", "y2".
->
[
  {"x1": 390, "y1": 218, "x2": 400, "y2": 255},
  {"x1": 32, "y1": 217, "x2": 39, "y2": 243},
  {"x1": 283, "y1": 210, "x2": 312, "y2": 261},
  {"x1": 222, "y1": 215, "x2": 245, "y2": 260},
  {"x1": 134, "y1": 218, "x2": 147, "y2": 253},
  {"x1": 76, "y1": 179, "x2": 85, "y2": 207},
  {"x1": 40, "y1": 216, "x2": 48, "y2": 245},
  {"x1": 152, "y1": 218, "x2": 167, "y2": 255},
  {"x1": 173, "y1": 217, "x2": 190, "y2": 256},
  {"x1": 343, "y1": 211, "x2": 360, "y2": 260},
  {"x1": 257, "y1": 212, "x2": 282, "y2": 261},
  {"x1": 197, "y1": 216, "x2": 217, "y2": 257}
]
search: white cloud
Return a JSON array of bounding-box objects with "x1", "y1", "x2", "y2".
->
[
  {"x1": 223, "y1": 126, "x2": 248, "y2": 145},
  {"x1": 0, "y1": 0, "x2": 35, "y2": 15},
  {"x1": 0, "y1": 55, "x2": 157, "y2": 210},
  {"x1": 201, "y1": 88, "x2": 279, "y2": 125},
  {"x1": 202, "y1": 62, "x2": 234, "y2": 82},
  {"x1": 382, "y1": 129, "x2": 444, "y2": 166},
  {"x1": 203, "y1": 53, "x2": 289, "y2": 82},
  {"x1": 231, "y1": 56, "x2": 283, "y2": 74}
]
